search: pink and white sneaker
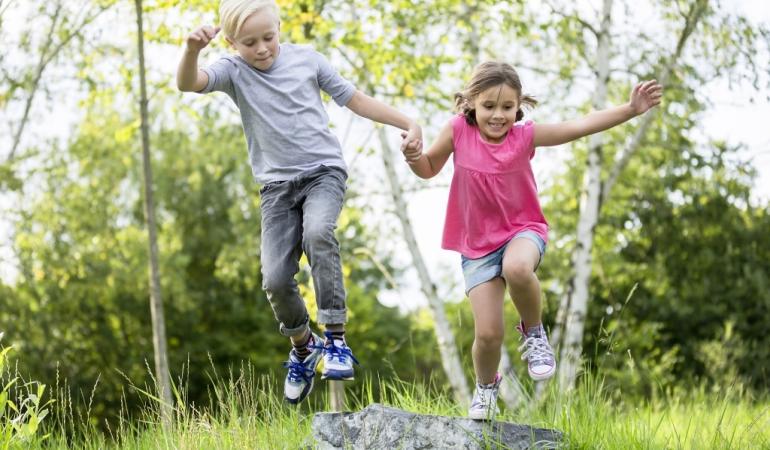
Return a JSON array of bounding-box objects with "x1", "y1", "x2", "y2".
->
[{"x1": 516, "y1": 322, "x2": 556, "y2": 381}]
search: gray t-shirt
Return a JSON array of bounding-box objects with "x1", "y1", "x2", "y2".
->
[{"x1": 201, "y1": 43, "x2": 356, "y2": 183}]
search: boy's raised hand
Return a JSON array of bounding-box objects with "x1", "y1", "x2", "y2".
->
[
  {"x1": 630, "y1": 80, "x2": 663, "y2": 115},
  {"x1": 186, "y1": 25, "x2": 221, "y2": 52}
]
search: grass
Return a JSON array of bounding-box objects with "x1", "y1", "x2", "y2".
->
[
  {"x1": 2, "y1": 338, "x2": 768, "y2": 449},
  {"x1": 10, "y1": 368, "x2": 766, "y2": 449},
  {"x1": 518, "y1": 376, "x2": 770, "y2": 449}
]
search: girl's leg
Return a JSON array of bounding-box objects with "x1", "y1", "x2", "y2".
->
[
  {"x1": 468, "y1": 278, "x2": 507, "y2": 385},
  {"x1": 502, "y1": 236, "x2": 556, "y2": 380},
  {"x1": 501, "y1": 238, "x2": 542, "y2": 327}
]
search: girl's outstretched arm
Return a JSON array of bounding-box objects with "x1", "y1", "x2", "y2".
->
[
  {"x1": 402, "y1": 121, "x2": 454, "y2": 179},
  {"x1": 533, "y1": 80, "x2": 663, "y2": 148}
]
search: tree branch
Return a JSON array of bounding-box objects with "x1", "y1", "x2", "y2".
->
[
  {"x1": 543, "y1": 0, "x2": 599, "y2": 38},
  {"x1": 6, "y1": 1, "x2": 62, "y2": 163},
  {"x1": 6, "y1": 0, "x2": 109, "y2": 164},
  {"x1": 601, "y1": 0, "x2": 708, "y2": 208}
]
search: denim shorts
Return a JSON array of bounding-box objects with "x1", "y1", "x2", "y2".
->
[{"x1": 460, "y1": 230, "x2": 546, "y2": 295}]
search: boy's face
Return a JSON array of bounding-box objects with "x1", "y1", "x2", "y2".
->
[
  {"x1": 227, "y1": 9, "x2": 280, "y2": 71},
  {"x1": 473, "y1": 83, "x2": 520, "y2": 144}
]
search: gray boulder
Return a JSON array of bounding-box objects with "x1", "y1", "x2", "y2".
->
[{"x1": 311, "y1": 403, "x2": 563, "y2": 449}]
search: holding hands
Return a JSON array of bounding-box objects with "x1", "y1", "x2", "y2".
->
[
  {"x1": 400, "y1": 125, "x2": 423, "y2": 163},
  {"x1": 630, "y1": 79, "x2": 663, "y2": 115},
  {"x1": 186, "y1": 25, "x2": 221, "y2": 52}
]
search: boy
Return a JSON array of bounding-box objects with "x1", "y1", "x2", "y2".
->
[{"x1": 177, "y1": 0, "x2": 422, "y2": 404}]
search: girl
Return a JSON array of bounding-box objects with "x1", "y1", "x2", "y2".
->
[{"x1": 402, "y1": 62, "x2": 662, "y2": 419}]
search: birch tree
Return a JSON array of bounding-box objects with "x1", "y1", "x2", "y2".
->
[{"x1": 520, "y1": 0, "x2": 768, "y2": 392}]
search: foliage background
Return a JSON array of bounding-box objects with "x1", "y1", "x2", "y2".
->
[{"x1": 0, "y1": 0, "x2": 768, "y2": 430}]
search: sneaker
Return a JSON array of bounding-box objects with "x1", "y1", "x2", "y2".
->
[
  {"x1": 516, "y1": 322, "x2": 556, "y2": 381},
  {"x1": 283, "y1": 332, "x2": 323, "y2": 404},
  {"x1": 320, "y1": 331, "x2": 359, "y2": 380},
  {"x1": 468, "y1": 373, "x2": 502, "y2": 420}
]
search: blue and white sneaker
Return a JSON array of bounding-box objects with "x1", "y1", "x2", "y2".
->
[
  {"x1": 283, "y1": 333, "x2": 323, "y2": 404},
  {"x1": 320, "y1": 331, "x2": 359, "y2": 380}
]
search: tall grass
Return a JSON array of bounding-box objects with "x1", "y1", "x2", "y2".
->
[
  {"x1": 0, "y1": 332, "x2": 54, "y2": 449},
  {"x1": 28, "y1": 366, "x2": 770, "y2": 449},
  {"x1": 2, "y1": 336, "x2": 768, "y2": 448}
]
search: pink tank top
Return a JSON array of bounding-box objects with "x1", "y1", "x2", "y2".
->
[{"x1": 441, "y1": 114, "x2": 548, "y2": 258}]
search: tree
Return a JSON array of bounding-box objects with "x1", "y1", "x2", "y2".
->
[
  {"x1": 1, "y1": 0, "x2": 112, "y2": 166},
  {"x1": 514, "y1": 0, "x2": 769, "y2": 392},
  {"x1": 133, "y1": 0, "x2": 172, "y2": 420}
]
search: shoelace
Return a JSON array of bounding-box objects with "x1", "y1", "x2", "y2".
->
[
  {"x1": 471, "y1": 374, "x2": 501, "y2": 409},
  {"x1": 283, "y1": 357, "x2": 315, "y2": 383},
  {"x1": 518, "y1": 335, "x2": 555, "y2": 366},
  {"x1": 471, "y1": 387, "x2": 495, "y2": 408},
  {"x1": 317, "y1": 339, "x2": 360, "y2": 365}
]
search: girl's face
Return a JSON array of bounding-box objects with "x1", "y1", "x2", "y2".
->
[
  {"x1": 472, "y1": 83, "x2": 520, "y2": 144},
  {"x1": 227, "y1": 9, "x2": 281, "y2": 71}
]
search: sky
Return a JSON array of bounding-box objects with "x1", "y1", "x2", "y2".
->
[{"x1": 1, "y1": 1, "x2": 769, "y2": 306}]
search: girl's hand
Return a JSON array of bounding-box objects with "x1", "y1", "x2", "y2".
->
[
  {"x1": 400, "y1": 131, "x2": 423, "y2": 162},
  {"x1": 630, "y1": 80, "x2": 663, "y2": 115},
  {"x1": 400, "y1": 125, "x2": 423, "y2": 162},
  {"x1": 186, "y1": 25, "x2": 221, "y2": 52}
]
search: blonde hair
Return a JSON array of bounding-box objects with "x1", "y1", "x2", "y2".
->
[
  {"x1": 219, "y1": 0, "x2": 280, "y2": 38},
  {"x1": 454, "y1": 61, "x2": 538, "y2": 126}
]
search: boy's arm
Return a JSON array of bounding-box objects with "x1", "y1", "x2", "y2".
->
[
  {"x1": 345, "y1": 91, "x2": 422, "y2": 147},
  {"x1": 533, "y1": 80, "x2": 662, "y2": 148},
  {"x1": 177, "y1": 25, "x2": 220, "y2": 92},
  {"x1": 177, "y1": 49, "x2": 209, "y2": 92},
  {"x1": 404, "y1": 121, "x2": 454, "y2": 179}
]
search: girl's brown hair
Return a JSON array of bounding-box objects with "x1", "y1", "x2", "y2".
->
[{"x1": 454, "y1": 61, "x2": 537, "y2": 126}]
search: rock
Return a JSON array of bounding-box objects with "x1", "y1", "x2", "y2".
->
[{"x1": 310, "y1": 403, "x2": 563, "y2": 449}]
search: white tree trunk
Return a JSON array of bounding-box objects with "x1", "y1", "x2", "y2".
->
[
  {"x1": 134, "y1": 0, "x2": 173, "y2": 423},
  {"x1": 377, "y1": 127, "x2": 471, "y2": 407},
  {"x1": 556, "y1": 0, "x2": 706, "y2": 393},
  {"x1": 557, "y1": 0, "x2": 613, "y2": 393}
]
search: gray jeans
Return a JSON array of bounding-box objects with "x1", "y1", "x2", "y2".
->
[{"x1": 259, "y1": 165, "x2": 347, "y2": 337}]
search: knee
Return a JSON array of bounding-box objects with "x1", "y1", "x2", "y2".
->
[
  {"x1": 474, "y1": 328, "x2": 504, "y2": 349},
  {"x1": 303, "y1": 224, "x2": 335, "y2": 250},
  {"x1": 262, "y1": 270, "x2": 294, "y2": 295},
  {"x1": 502, "y1": 260, "x2": 533, "y2": 287}
]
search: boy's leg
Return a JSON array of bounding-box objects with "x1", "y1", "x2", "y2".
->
[
  {"x1": 299, "y1": 168, "x2": 358, "y2": 379},
  {"x1": 300, "y1": 168, "x2": 347, "y2": 327},
  {"x1": 261, "y1": 181, "x2": 322, "y2": 403},
  {"x1": 260, "y1": 182, "x2": 310, "y2": 337}
]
